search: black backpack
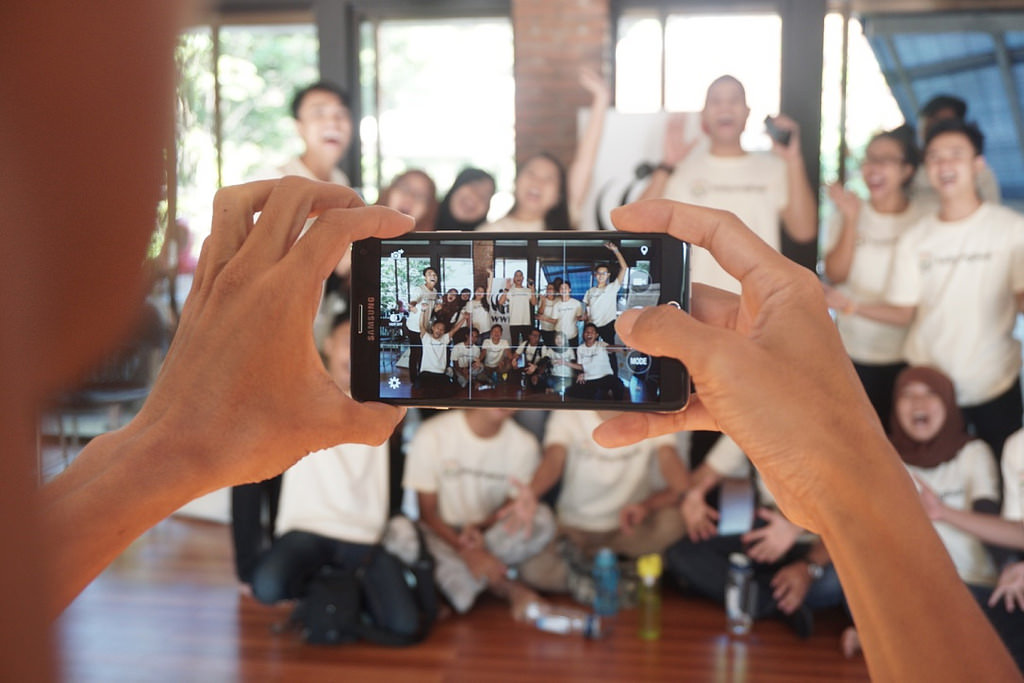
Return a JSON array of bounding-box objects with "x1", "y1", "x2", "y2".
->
[{"x1": 291, "y1": 522, "x2": 438, "y2": 646}]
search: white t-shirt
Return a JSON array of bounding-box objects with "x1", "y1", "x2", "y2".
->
[
  {"x1": 1001, "y1": 428, "x2": 1024, "y2": 522},
  {"x1": 544, "y1": 411, "x2": 677, "y2": 532},
  {"x1": 552, "y1": 298, "x2": 583, "y2": 339},
  {"x1": 403, "y1": 411, "x2": 540, "y2": 526},
  {"x1": 451, "y1": 342, "x2": 480, "y2": 369},
  {"x1": 481, "y1": 338, "x2": 510, "y2": 367},
  {"x1": 478, "y1": 215, "x2": 544, "y2": 232},
  {"x1": 576, "y1": 340, "x2": 613, "y2": 380},
  {"x1": 420, "y1": 332, "x2": 450, "y2": 373},
  {"x1": 911, "y1": 163, "x2": 1001, "y2": 213},
  {"x1": 462, "y1": 299, "x2": 491, "y2": 334},
  {"x1": 515, "y1": 341, "x2": 545, "y2": 364},
  {"x1": 664, "y1": 149, "x2": 788, "y2": 294},
  {"x1": 537, "y1": 297, "x2": 558, "y2": 331},
  {"x1": 506, "y1": 286, "x2": 533, "y2": 325},
  {"x1": 547, "y1": 346, "x2": 576, "y2": 378},
  {"x1": 250, "y1": 157, "x2": 350, "y2": 187},
  {"x1": 824, "y1": 201, "x2": 929, "y2": 364},
  {"x1": 905, "y1": 440, "x2": 1000, "y2": 586},
  {"x1": 406, "y1": 285, "x2": 439, "y2": 333},
  {"x1": 584, "y1": 281, "x2": 622, "y2": 328},
  {"x1": 886, "y1": 202, "x2": 1024, "y2": 405},
  {"x1": 276, "y1": 442, "x2": 388, "y2": 545}
]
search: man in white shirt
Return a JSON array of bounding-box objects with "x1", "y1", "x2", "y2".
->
[
  {"x1": 830, "y1": 118, "x2": 1024, "y2": 458},
  {"x1": 513, "y1": 328, "x2": 550, "y2": 393},
  {"x1": 403, "y1": 409, "x2": 555, "y2": 616},
  {"x1": 248, "y1": 313, "x2": 419, "y2": 634},
  {"x1": 584, "y1": 242, "x2": 628, "y2": 377},
  {"x1": 568, "y1": 322, "x2": 625, "y2": 401},
  {"x1": 451, "y1": 328, "x2": 484, "y2": 389},
  {"x1": 499, "y1": 270, "x2": 536, "y2": 346},
  {"x1": 513, "y1": 410, "x2": 687, "y2": 593},
  {"x1": 540, "y1": 282, "x2": 583, "y2": 347},
  {"x1": 417, "y1": 307, "x2": 465, "y2": 397},
  {"x1": 480, "y1": 324, "x2": 513, "y2": 386}
]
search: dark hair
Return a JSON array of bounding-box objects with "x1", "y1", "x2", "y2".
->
[
  {"x1": 291, "y1": 81, "x2": 351, "y2": 119},
  {"x1": 330, "y1": 310, "x2": 350, "y2": 332},
  {"x1": 490, "y1": 324, "x2": 503, "y2": 333},
  {"x1": 924, "y1": 118, "x2": 985, "y2": 156},
  {"x1": 436, "y1": 168, "x2": 496, "y2": 231},
  {"x1": 920, "y1": 94, "x2": 967, "y2": 121},
  {"x1": 377, "y1": 169, "x2": 439, "y2": 232},
  {"x1": 509, "y1": 152, "x2": 571, "y2": 231},
  {"x1": 460, "y1": 288, "x2": 471, "y2": 296},
  {"x1": 423, "y1": 266, "x2": 437, "y2": 277},
  {"x1": 583, "y1": 322, "x2": 599, "y2": 335},
  {"x1": 869, "y1": 124, "x2": 921, "y2": 189}
]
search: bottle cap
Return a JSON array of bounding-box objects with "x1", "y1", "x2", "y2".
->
[
  {"x1": 728, "y1": 552, "x2": 751, "y2": 568},
  {"x1": 594, "y1": 547, "x2": 616, "y2": 567},
  {"x1": 637, "y1": 553, "x2": 662, "y2": 581}
]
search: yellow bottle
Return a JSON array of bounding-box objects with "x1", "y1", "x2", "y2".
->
[{"x1": 636, "y1": 553, "x2": 662, "y2": 641}]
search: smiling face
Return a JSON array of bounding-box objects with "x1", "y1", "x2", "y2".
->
[
  {"x1": 490, "y1": 326, "x2": 503, "y2": 343},
  {"x1": 545, "y1": 284, "x2": 555, "y2": 299},
  {"x1": 582, "y1": 324, "x2": 598, "y2": 345},
  {"x1": 527, "y1": 329, "x2": 541, "y2": 347},
  {"x1": 895, "y1": 380, "x2": 947, "y2": 443},
  {"x1": 514, "y1": 156, "x2": 561, "y2": 219},
  {"x1": 474, "y1": 286, "x2": 485, "y2": 301},
  {"x1": 513, "y1": 270, "x2": 524, "y2": 287},
  {"x1": 445, "y1": 288, "x2": 458, "y2": 303},
  {"x1": 387, "y1": 173, "x2": 435, "y2": 225},
  {"x1": 924, "y1": 131, "x2": 984, "y2": 202},
  {"x1": 295, "y1": 89, "x2": 352, "y2": 166},
  {"x1": 701, "y1": 78, "x2": 749, "y2": 146},
  {"x1": 861, "y1": 136, "x2": 913, "y2": 202},
  {"x1": 559, "y1": 282, "x2": 571, "y2": 299},
  {"x1": 450, "y1": 178, "x2": 494, "y2": 224},
  {"x1": 423, "y1": 268, "x2": 438, "y2": 288}
]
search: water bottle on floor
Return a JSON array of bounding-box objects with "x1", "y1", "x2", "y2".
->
[
  {"x1": 592, "y1": 547, "x2": 620, "y2": 616},
  {"x1": 725, "y1": 552, "x2": 756, "y2": 636},
  {"x1": 523, "y1": 601, "x2": 603, "y2": 639},
  {"x1": 636, "y1": 554, "x2": 662, "y2": 641}
]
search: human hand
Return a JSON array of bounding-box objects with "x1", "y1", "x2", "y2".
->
[
  {"x1": 496, "y1": 478, "x2": 537, "y2": 537},
  {"x1": 619, "y1": 503, "x2": 647, "y2": 535},
  {"x1": 771, "y1": 562, "x2": 813, "y2": 615},
  {"x1": 913, "y1": 476, "x2": 947, "y2": 521},
  {"x1": 662, "y1": 113, "x2": 700, "y2": 167},
  {"x1": 826, "y1": 182, "x2": 861, "y2": 224},
  {"x1": 458, "y1": 525, "x2": 484, "y2": 550},
  {"x1": 768, "y1": 113, "x2": 802, "y2": 159},
  {"x1": 132, "y1": 178, "x2": 410, "y2": 492},
  {"x1": 576, "y1": 374, "x2": 586, "y2": 384},
  {"x1": 680, "y1": 489, "x2": 720, "y2": 542},
  {"x1": 822, "y1": 283, "x2": 853, "y2": 313},
  {"x1": 990, "y1": 562, "x2": 1024, "y2": 612},
  {"x1": 603, "y1": 241, "x2": 618, "y2": 253},
  {"x1": 742, "y1": 508, "x2": 803, "y2": 564},
  {"x1": 579, "y1": 67, "x2": 611, "y2": 105},
  {"x1": 593, "y1": 199, "x2": 883, "y2": 534},
  {"x1": 460, "y1": 546, "x2": 507, "y2": 584}
]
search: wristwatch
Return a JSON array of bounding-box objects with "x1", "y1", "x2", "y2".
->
[{"x1": 805, "y1": 560, "x2": 825, "y2": 580}]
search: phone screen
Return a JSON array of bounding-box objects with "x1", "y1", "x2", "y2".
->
[{"x1": 350, "y1": 232, "x2": 689, "y2": 411}]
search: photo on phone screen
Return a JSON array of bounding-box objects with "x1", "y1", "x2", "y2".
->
[{"x1": 350, "y1": 232, "x2": 689, "y2": 411}]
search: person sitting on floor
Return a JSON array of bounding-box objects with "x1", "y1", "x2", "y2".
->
[
  {"x1": 513, "y1": 328, "x2": 551, "y2": 393},
  {"x1": 451, "y1": 327, "x2": 484, "y2": 390},
  {"x1": 511, "y1": 410, "x2": 688, "y2": 599},
  {"x1": 403, "y1": 409, "x2": 555, "y2": 617},
  {"x1": 480, "y1": 323, "x2": 513, "y2": 387},
  {"x1": 567, "y1": 322, "x2": 625, "y2": 401}
]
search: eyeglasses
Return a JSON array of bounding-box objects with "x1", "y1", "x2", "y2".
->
[{"x1": 861, "y1": 155, "x2": 906, "y2": 167}]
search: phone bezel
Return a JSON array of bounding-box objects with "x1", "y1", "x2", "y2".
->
[{"x1": 350, "y1": 231, "x2": 689, "y2": 412}]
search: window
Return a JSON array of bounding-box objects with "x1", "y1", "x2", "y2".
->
[
  {"x1": 359, "y1": 17, "x2": 515, "y2": 210},
  {"x1": 175, "y1": 20, "x2": 319, "y2": 256}
]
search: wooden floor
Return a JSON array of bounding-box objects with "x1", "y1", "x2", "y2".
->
[{"x1": 57, "y1": 516, "x2": 871, "y2": 682}]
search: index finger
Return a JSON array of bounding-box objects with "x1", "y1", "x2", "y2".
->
[{"x1": 611, "y1": 199, "x2": 791, "y2": 288}]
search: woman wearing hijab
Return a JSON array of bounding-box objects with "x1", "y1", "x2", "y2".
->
[
  {"x1": 436, "y1": 168, "x2": 496, "y2": 231},
  {"x1": 843, "y1": 365, "x2": 1002, "y2": 657}
]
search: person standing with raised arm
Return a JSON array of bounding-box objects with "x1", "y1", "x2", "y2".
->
[{"x1": 593, "y1": 198, "x2": 1019, "y2": 682}]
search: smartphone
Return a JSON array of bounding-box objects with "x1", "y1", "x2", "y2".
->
[
  {"x1": 350, "y1": 232, "x2": 690, "y2": 411},
  {"x1": 764, "y1": 115, "x2": 791, "y2": 146}
]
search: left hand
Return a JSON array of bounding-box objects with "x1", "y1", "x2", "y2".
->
[
  {"x1": 579, "y1": 67, "x2": 611, "y2": 105},
  {"x1": 619, "y1": 503, "x2": 647, "y2": 535},
  {"x1": 768, "y1": 113, "x2": 802, "y2": 160},
  {"x1": 742, "y1": 508, "x2": 803, "y2": 564},
  {"x1": 458, "y1": 525, "x2": 484, "y2": 550},
  {"x1": 990, "y1": 562, "x2": 1024, "y2": 612},
  {"x1": 496, "y1": 478, "x2": 537, "y2": 537},
  {"x1": 771, "y1": 561, "x2": 813, "y2": 614},
  {"x1": 132, "y1": 178, "x2": 411, "y2": 492}
]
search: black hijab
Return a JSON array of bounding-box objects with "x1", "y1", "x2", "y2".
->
[{"x1": 436, "y1": 168, "x2": 495, "y2": 231}]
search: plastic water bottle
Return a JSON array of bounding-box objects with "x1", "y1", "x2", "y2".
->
[
  {"x1": 523, "y1": 601, "x2": 603, "y2": 639},
  {"x1": 725, "y1": 552, "x2": 755, "y2": 636},
  {"x1": 592, "y1": 547, "x2": 620, "y2": 616},
  {"x1": 636, "y1": 554, "x2": 662, "y2": 641}
]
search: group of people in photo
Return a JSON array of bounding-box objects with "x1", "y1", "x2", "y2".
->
[
  {"x1": 226, "y1": 72, "x2": 1024, "y2": 670},
  {"x1": 381, "y1": 239, "x2": 645, "y2": 402}
]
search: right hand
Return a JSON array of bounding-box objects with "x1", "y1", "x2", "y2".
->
[
  {"x1": 826, "y1": 182, "x2": 861, "y2": 224},
  {"x1": 459, "y1": 547, "x2": 507, "y2": 584},
  {"x1": 662, "y1": 113, "x2": 700, "y2": 167},
  {"x1": 593, "y1": 199, "x2": 884, "y2": 534},
  {"x1": 680, "y1": 490, "x2": 719, "y2": 542},
  {"x1": 990, "y1": 562, "x2": 1024, "y2": 612}
]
